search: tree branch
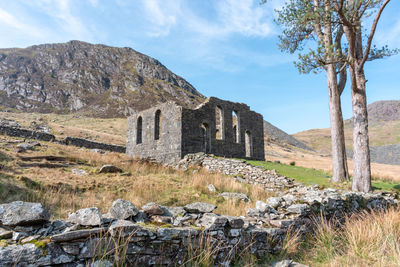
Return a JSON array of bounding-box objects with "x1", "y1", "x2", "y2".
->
[{"x1": 359, "y1": 0, "x2": 391, "y2": 70}]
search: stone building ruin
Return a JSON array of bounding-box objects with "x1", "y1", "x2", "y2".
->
[{"x1": 126, "y1": 97, "x2": 265, "y2": 163}]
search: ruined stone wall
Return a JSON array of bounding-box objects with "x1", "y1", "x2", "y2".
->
[
  {"x1": 181, "y1": 97, "x2": 265, "y2": 160},
  {"x1": 126, "y1": 102, "x2": 182, "y2": 164},
  {"x1": 64, "y1": 137, "x2": 126, "y2": 153},
  {"x1": 0, "y1": 125, "x2": 55, "y2": 142}
]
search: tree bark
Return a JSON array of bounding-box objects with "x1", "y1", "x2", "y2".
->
[
  {"x1": 322, "y1": 1, "x2": 349, "y2": 183},
  {"x1": 350, "y1": 67, "x2": 372, "y2": 192},
  {"x1": 327, "y1": 64, "x2": 349, "y2": 182}
]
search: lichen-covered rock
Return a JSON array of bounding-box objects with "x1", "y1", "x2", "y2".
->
[
  {"x1": 0, "y1": 201, "x2": 50, "y2": 226},
  {"x1": 184, "y1": 202, "x2": 216, "y2": 213},
  {"x1": 255, "y1": 201, "x2": 277, "y2": 214},
  {"x1": 266, "y1": 197, "x2": 283, "y2": 209},
  {"x1": 108, "y1": 199, "x2": 138, "y2": 220},
  {"x1": 286, "y1": 204, "x2": 310, "y2": 215},
  {"x1": 99, "y1": 164, "x2": 123, "y2": 173},
  {"x1": 196, "y1": 213, "x2": 228, "y2": 229},
  {"x1": 68, "y1": 207, "x2": 102, "y2": 226}
]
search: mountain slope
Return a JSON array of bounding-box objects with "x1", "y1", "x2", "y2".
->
[
  {"x1": 0, "y1": 40, "x2": 204, "y2": 117},
  {"x1": 294, "y1": 100, "x2": 400, "y2": 164}
]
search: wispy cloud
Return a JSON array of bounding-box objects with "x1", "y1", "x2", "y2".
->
[
  {"x1": 0, "y1": 8, "x2": 43, "y2": 38},
  {"x1": 142, "y1": 0, "x2": 180, "y2": 37}
]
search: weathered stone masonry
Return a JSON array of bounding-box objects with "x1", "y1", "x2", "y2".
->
[{"x1": 126, "y1": 97, "x2": 265, "y2": 163}]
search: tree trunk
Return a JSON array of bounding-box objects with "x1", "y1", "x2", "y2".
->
[
  {"x1": 350, "y1": 67, "x2": 372, "y2": 192},
  {"x1": 327, "y1": 65, "x2": 349, "y2": 182}
]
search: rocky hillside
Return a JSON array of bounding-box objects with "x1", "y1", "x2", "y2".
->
[
  {"x1": 0, "y1": 40, "x2": 205, "y2": 117},
  {"x1": 367, "y1": 100, "x2": 400, "y2": 121}
]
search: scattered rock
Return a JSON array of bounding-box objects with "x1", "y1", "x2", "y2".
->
[
  {"x1": 72, "y1": 168, "x2": 88, "y2": 176},
  {"x1": 98, "y1": 165, "x2": 123, "y2": 173},
  {"x1": 184, "y1": 202, "x2": 217, "y2": 213},
  {"x1": 108, "y1": 199, "x2": 138, "y2": 220},
  {"x1": 0, "y1": 201, "x2": 50, "y2": 226},
  {"x1": 68, "y1": 207, "x2": 102, "y2": 226},
  {"x1": 207, "y1": 184, "x2": 217, "y2": 193},
  {"x1": 218, "y1": 192, "x2": 250, "y2": 202}
]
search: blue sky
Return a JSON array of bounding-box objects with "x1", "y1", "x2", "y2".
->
[{"x1": 0, "y1": 0, "x2": 399, "y2": 134}]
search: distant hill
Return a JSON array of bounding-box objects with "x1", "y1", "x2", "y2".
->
[
  {"x1": 367, "y1": 100, "x2": 400, "y2": 121},
  {"x1": 0, "y1": 40, "x2": 205, "y2": 117},
  {"x1": 294, "y1": 100, "x2": 400, "y2": 165}
]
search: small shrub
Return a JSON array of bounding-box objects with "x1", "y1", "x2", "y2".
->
[{"x1": 290, "y1": 161, "x2": 296, "y2": 166}]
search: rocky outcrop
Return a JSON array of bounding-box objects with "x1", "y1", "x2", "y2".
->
[
  {"x1": 0, "y1": 40, "x2": 205, "y2": 117},
  {"x1": 263, "y1": 120, "x2": 311, "y2": 151}
]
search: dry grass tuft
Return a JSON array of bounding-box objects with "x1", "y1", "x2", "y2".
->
[
  {"x1": 0, "y1": 138, "x2": 273, "y2": 219},
  {"x1": 295, "y1": 208, "x2": 400, "y2": 267}
]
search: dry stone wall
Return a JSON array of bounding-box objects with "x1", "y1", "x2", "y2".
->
[
  {"x1": 0, "y1": 125, "x2": 55, "y2": 142},
  {"x1": 64, "y1": 137, "x2": 126, "y2": 153},
  {"x1": 1, "y1": 154, "x2": 398, "y2": 266}
]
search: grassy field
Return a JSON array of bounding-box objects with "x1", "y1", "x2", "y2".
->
[
  {"x1": 0, "y1": 136, "x2": 273, "y2": 219},
  {"x1": 0, "y1": 111, "x2": 127, "y2": 145},
  {"x1": 246, "y1": 159, "x2": 400, "y2": 192}
]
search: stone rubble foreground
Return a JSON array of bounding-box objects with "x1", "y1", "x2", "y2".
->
[{"x1": 0, "y1": 153, "x2": 398, "y2": 266}]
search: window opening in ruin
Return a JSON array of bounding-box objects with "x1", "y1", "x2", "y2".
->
[
  {"x1": 154, "y1": 110, "x2": 161, "y2": 140},
  {"x1": 136, "y1": 116, "x2": 143, "y2": 144},
  {"x1": 232, "y1": 110, "x2": 239, "y2": 143},
  {"x1": 215, "y1": 105, "x2": 224, "y2": 140},
  {"x1": 245, "y1": 130, "x2": 252, "y2": 157},
  {"x1": 201, "y1": 123, "x2": 211, "y2": 154}
]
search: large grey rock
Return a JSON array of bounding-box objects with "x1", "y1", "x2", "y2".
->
[
  {"x1": 99, "y1": 165, "x2": 123, "y2": 173},
  {"x1": 68, "y1": 207, "x2": 102, "y2": 226},
  {"x1": 184, "y1": 202, "x2": 216, "y2": 213},
  {"x1": 0, "y1": 244, "x2": 43, "y2": 266},
  {"x1": 0, "y1": 201, "x2": 50, "y2": 226},
  {"x1": 142, "y1": 202, "x2": 164, "y2": 216},
  {"x1": 108, "y1": 199, "x2": 138, "y2": 220},
  {"x1": 196, "y1": 213, "x2": 228, "y2": 230}
]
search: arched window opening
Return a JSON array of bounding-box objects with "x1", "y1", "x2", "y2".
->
[
  {"x1": 245, "y1": 130, "x2": 252, "y2": 158},
  {"x1": 232, "y1": 110, "x2": 239, "y2": 143},
  {"x1": 215, "y1": 105, "x2": 224, "y2": 140},
  {"x1": 136, "y1": 116, "x2": 143, "y2": 144},
  {"x1": 201, "y1": 123, "x2": 211, "y2": 154},
  {"x1": 154, "y1": 110, "x2": 161, "y2": 140}
]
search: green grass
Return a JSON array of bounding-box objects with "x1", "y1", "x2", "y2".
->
[{"x1": 245, "y1": 160, "x2": 400, "y2": 192}]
